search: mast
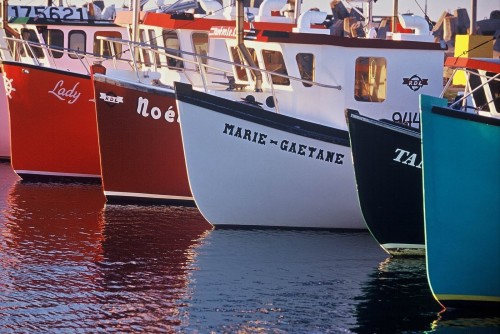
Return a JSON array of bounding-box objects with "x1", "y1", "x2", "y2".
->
[
  {"x1": 470, "y1": 0, "x2": 477, "y2": 34},
  {"x1": 293, "y1": 0, "x2": 301, "y2": 25},
  {"x1": 1, "y1": 0, "x2": 20, "y2": 38},
  {"x1": 128, "y1": 0, "x2": 141, "y2": 67},
  {"x1": 391, "y1": 0, "x2": 398, "y2": 32},
  {"x1": 236, "y1": 0, "x2": 262, "y2": 91}
]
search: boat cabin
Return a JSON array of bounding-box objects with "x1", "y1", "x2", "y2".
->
[
  {"x1": 0, "y1": 3, "x2": 127, "y2": 74},
  {"x1": 93, "y1": 1, "x2": 446, "y2": 130}
]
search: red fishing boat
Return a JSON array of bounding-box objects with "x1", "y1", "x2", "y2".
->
[
  {"x1": 0, "y1": 2, "x2": 127, "y2": 181},
  {"x1": 93, "y1": 1, "x2": 298, "y2": 203}
]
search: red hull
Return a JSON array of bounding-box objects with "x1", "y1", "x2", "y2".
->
[
  {"x1": 2, "y1": 62, "x2": 101, "y2": 180},
  {"x1": 93, "y1": 76, "x2": 192, "y2": 203}
]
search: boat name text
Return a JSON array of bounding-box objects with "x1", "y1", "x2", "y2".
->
[
  {"x1": 209, "y1": 26, "x2": 237, "y2": 38},
  {"x1": 99, "y1": 93, "x2": 123, "y2": 104},
  {"x1": 223, "y1": 123, "x2": 344, "y2": 165},
  {"x1": 48, "y1": 80, "x2": 81, "y2": 104},
  {"x1": 137, "y1": 97, "x2": 177, "y2": 122},
  {"x1": 393, "y1": 148, "x2": 421, "y2": 168}
]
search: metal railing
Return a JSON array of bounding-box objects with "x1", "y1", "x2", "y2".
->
[
  {"x1": 98, "y1": 36, "x2": 342, "y2": 114},
  {"x1": 442, "y1": 67, "x2": 500, "y2": 113},
  {"x1": 2, "y1": 36, "x2": 115, "y2": 75}
]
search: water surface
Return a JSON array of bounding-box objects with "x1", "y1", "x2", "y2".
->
[{"x1": 0, "y1": 162, "x2": 498, "y2": 333}]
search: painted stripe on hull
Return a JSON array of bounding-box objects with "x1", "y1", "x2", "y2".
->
[
  {"x1": 104, "y1": 191, "x2": 193, "y2": 201},
  {"x1": 176, "y1": 82, "x2": 350, "y2": 146},
  {"x1": 381, "y1": 243, "x2": 425, "y2": 256},
  {"x1": 435, "y1": 294, "x2": 500, "y2": 303},
  {"x1": 382, "y1": 243, "x2": 425, "y2": 249},
  {"x1": 15, "y1": 170, "x2": 100, "y2": 178}
]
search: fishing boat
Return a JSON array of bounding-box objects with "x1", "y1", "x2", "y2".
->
[
  {"x1": 345, "y1": 56, "x2": 500, "y2": 254},
  {"x1": 0, "y1": 1, "x2": 127, "y2": 181},
  {"x1": 171, "y1": 0, "x2": 445, "y2": 228},
  {"x1": 346, "y1": 110, "x2": 424, "y2": 255},
  {"x1": 92, "y1": 0, "x2": 446, "y2": 209},
  {"x1": 92, "y1": 0, "x2": 298, "y2": 204},
  {"x1": 176, "y1": 81, "x2": 364, "y2": 228},
  {"x1": 421, "y1": 92, "x2": 500, "y2": 310}
]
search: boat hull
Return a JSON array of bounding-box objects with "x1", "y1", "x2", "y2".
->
[
  {"x1": 175, "y1": 82, "x2": 365, "y2": 229},
  {"x1": 2, "y1": 62, "x2": 100, "y2": 181},
  {"x1": 93, "y1": 75, "x2": 192, "y2": 204},
  {"x1": 421, "y1": 95, "x2": 500, "y2": 309},
  {"x1": 346, "y1": 110, "x2": 426, "y2": 256}
]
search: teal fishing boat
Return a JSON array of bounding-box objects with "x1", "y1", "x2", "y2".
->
[{"x1": 420, "y1": 93, "x2": 500, "y2": 310}]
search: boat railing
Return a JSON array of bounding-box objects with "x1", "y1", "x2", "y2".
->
[
  {"x1": 2, "y1": 36, "x2": 112, "y2": 75},
  {"x1": 441, "y1": 66, "x2": 500, "y2": 115},
  {"x1": 98, "y1": 36, "x2": 342, "y2": 114}
]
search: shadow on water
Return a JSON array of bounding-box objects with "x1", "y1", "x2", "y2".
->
[
  {"x1": 353, "y1": 257, "x2": 442, "y2": 333},
  {"x1": 353, "y1": 257, "x2": 500, "y2": 334}
]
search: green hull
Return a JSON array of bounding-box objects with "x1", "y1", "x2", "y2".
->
[{"x1": 421, "y1": 95, "x2": 500, "y2": 309}]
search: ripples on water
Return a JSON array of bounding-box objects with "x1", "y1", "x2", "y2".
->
[{"x1": 0, "y1": 162, "x2": 498, "y2": 333}]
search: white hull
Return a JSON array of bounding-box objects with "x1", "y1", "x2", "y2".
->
[{"x1": 177, "y1": 84, "x2": 365, "y2": 229}]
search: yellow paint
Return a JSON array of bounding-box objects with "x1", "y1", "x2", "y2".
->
[
  {"x1": 435, "y1": 293, "x2": 500, "y2": 303},
  {"x1": 453, "y1": 34, "x2": 494, "y2": 85}
]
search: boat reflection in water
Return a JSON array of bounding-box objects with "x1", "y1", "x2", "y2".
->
[
  {"x1": 353, "y1": 257, "x2": 442, "y2": 333},
  {"x1": 99, "y1": 204, "x2": 212, "y2": 328},
  {"x1": 1, "y1": 162, "x2": 497, "y2": 332},
  {"x1": 430, "y1": 310, "x2": 500, "y2": 333},
  {"x1": 0, "y1": 176, "x2": 212, "y2": 332}
]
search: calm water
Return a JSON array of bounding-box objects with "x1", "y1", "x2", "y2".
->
[{"x1": 0, "y1": 161, "x2": 498, "y2": 333}]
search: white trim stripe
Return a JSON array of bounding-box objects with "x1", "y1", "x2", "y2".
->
[
  {"x1": 104, "y1": 191, "x2": 193, "y2": 201},
  {"x1": 382, "y1": 243, "x2": 425, "y2": 249},
  {"x1": 15, "y1": 170, "x2": 101, "y2": 178}
]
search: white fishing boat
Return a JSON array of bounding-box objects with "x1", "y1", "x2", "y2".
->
[{"x1": 171, "y1": 0, "x2": 445, "y2": 228}]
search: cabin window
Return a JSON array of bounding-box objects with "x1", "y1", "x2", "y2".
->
[
  {"x1": 163, "y1": 31, "x2": 183, "y2": 69},
  {"x1": 262, "y1": 49, "x2": 290, "y2": 86},
  {"x1": 230, "y1": 47, "x2": 257, "y2": 82},
  {"x1": 296, "y1": 53, "x2": 314, "y2": 87},
  {"x1": 192, "y1": 32, "x2": 209, "y2": 65},
  {"x1": 354, "y1": 57, "x2": 387, "y2": 102},
  {"x1": 94, "y1": 31, "x2": 123, "y2": 58},
  {"x1": 138, "y1": 29, "x2": 152, "y2": 66},
  {"x1": 42, "y1": 29, "x2": 64, "y2": 59},
  {"x1": 20, "y1": 28, "x2": 44, "y2": 59},
  {"x1": 68, "y1": 30, "x2": 86, "y2": 59},
  {"x1": 148, "y1": 29, "x2": 161, "y2": 67}
]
